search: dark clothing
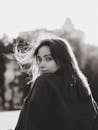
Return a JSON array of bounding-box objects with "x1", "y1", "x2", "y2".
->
[
  {"x1": 15, "y1": 69, "x2": 97, "y2": 130},
  {"x1": 93, "y1": 113, "x2": 98, "y2": 130}
]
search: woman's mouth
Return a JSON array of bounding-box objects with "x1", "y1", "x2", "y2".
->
[{"x1": 41, "y1": 70, "x2": 48, "y2": 73}]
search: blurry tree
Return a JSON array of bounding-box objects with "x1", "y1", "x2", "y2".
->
[
  {"x1": 83, "y1": 45, "x2": 98, "y2": 103},
  {"x1": 0, "y1": 41, "x2": 6, "y2": 109},
  {"x1": 0, "y1": 34, "x2": 31, "y2": 111}
]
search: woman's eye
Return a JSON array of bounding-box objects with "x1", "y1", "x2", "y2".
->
[{"x1": 45, "y1": 57, "x2": 52, "y2": 61}]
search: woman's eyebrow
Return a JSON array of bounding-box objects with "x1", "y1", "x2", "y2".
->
[
  {"x1": 44, "y1": 54, "x2": 51, "y2": 57},
  {"x1": 37, "y1": 54, "x2": 51, "y2": 58}
]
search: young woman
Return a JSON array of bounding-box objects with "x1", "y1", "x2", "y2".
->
[{"x1": 14, "y1": 38, "x2": 98, "y2": 130}]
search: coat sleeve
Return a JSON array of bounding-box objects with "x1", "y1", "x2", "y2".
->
[
  {"x1": 15, "y1": 76, "x2": 50, "y2": 130},
  {"x1": 75, "y1": 95, "x2": 98, "y2": 130},
  {"x1": 27, "y1": 76, "x2": 54, "y2": 130},
  {"x1": 27, "y1": 76, "x2": 74, "y2": 130}
]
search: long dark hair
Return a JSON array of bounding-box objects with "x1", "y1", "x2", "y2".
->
[{"x1": 34, "y1": 38, "x2": 92, "y2": 99}]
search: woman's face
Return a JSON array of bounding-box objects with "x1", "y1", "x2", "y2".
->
[{"x1": 36, "y1": 46, "x2": 60, "y2": 75}]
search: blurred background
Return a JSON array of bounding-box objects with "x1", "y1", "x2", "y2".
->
[
  {"x1": 0, "y1": 0, "x2": 98, "y2": 130},
  {"x1": 0, "y1": 18, "x2": 98, "y2": 111},
  {"x1": 0, "y1": 0, "x2": 98, "y2": 129}
]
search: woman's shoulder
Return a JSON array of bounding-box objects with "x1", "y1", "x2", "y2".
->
[
  {"x1": 36, "y1": 73, "x2": 56, "y2": 83},
  {"x1": 31, "y1": 73, "x2": 58, "y2": 97},
  {"x1": 35, "y1": 68, "x2": 64, "y2": 84}
]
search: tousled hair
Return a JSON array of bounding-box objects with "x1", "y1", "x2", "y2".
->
[{"x1": 34, "y1": 38, "x2": 92, "y2": 98}]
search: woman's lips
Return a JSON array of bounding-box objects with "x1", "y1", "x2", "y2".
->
[{"x1": 41, "y1": 70, "x2": 48, "y2": 73}]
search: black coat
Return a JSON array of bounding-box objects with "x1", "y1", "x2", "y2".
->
[{"x1": 15, "y1": 69, "x2": 97, "y2": 130}]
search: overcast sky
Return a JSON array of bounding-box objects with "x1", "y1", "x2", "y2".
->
[{"x1": 0, "y1": 0, "x2": 98, "y2": 46}]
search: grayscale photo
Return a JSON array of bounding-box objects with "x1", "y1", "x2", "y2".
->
[{"x1": 0, "y1": 0, "x2": 98, "y2": 130}]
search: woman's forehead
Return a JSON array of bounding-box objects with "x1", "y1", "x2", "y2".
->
[{"x1": 37, "y1": 46, "x2": 51, "y2": 57}]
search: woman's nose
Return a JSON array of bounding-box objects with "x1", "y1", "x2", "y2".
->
[{"x1": 39, "y1": 60, "x2": 46, "y2": 68}]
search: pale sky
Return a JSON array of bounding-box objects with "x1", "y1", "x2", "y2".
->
[{"x1": 0, "y1": 0, "x2": 98, "y2": 46}]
